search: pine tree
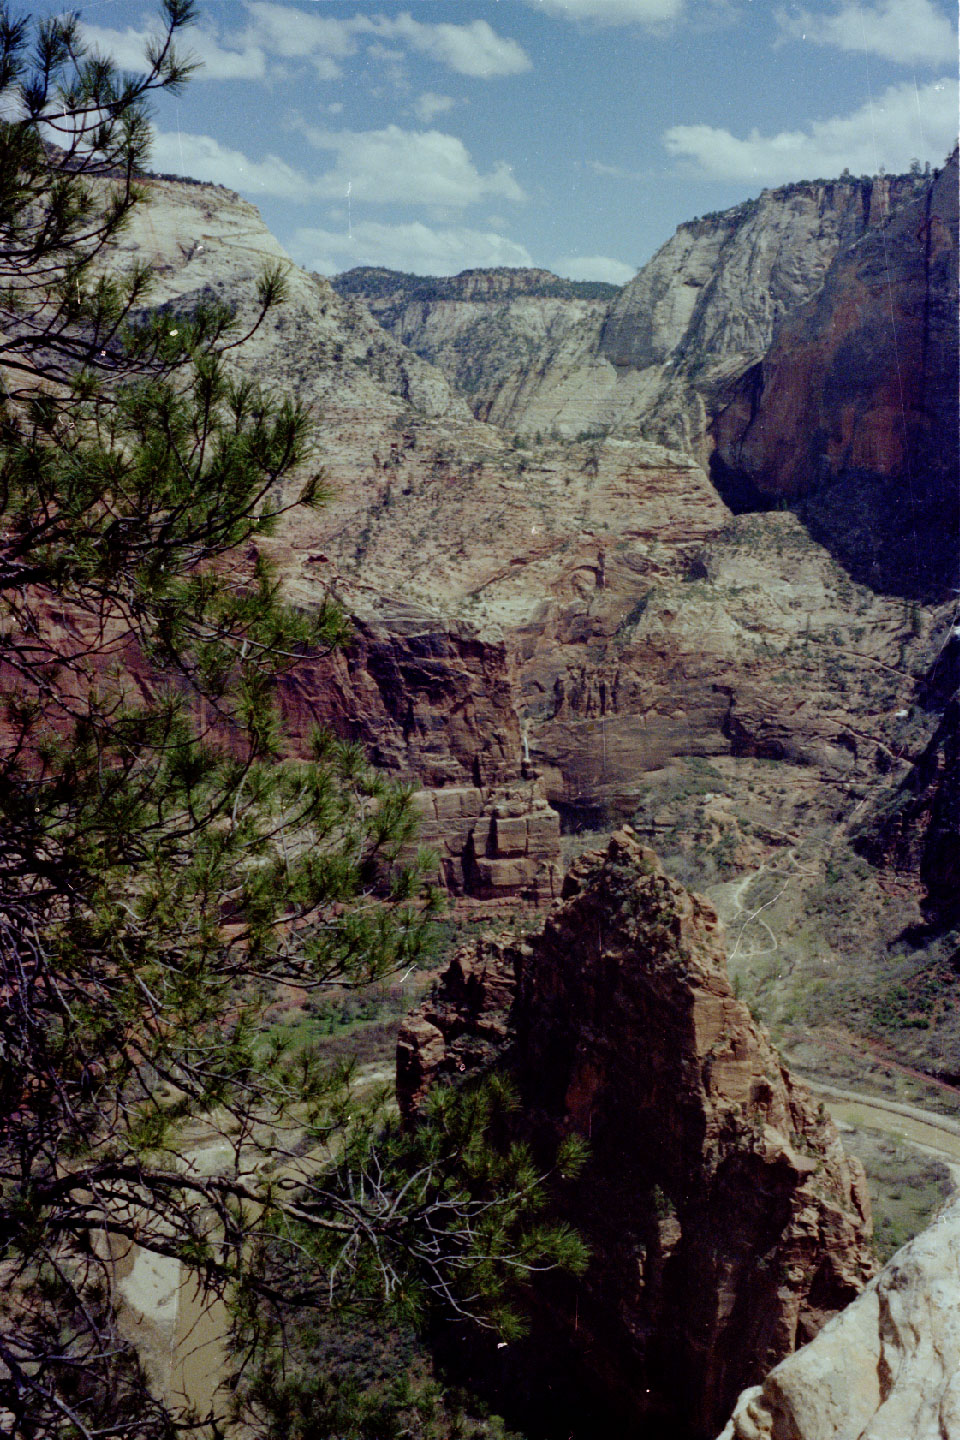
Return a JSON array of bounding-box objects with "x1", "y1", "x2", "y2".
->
[{"x1": 0, "y1": 8, "x2": 586, "y2": 1436}]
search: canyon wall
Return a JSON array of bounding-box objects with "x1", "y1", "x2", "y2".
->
[
  {"x1": 340, "y1": 172, "x2": 929, "y2": 465},
  {"x1": 712, "y1": 152, "x2": 959, "y2": 599},
  {"x1": 593, "y1": 172, "x2": 927, "y2": 456},
  {"x1": 857, "y1": 684, "x2": 960, "y2": 925},
  {"x1": 332, "y1": 266, "x2": 615, "y2": 423}
]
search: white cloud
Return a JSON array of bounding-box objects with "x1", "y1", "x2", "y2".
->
[
  {"x1": 289, "y1": 220, "x2": 534, "y2": 276},
  {"x1": 80, "y1": 22, "x2": 164, "y2": 73},
  {"x1": 414, "y1": 92, "x2": 456, "y2": 124},
  {"x1": 357, "y1": 13, "x2": 531, "y2": 77},
  {"x1": 299, "y1": 124, "x2": 525, "y2": 206},
  {"x1": 90, "y1": 4, "x2": 358, "y2": 84},
  {"x1": 147, "y1": 120, "x2": 525, "y2": 212},
  {"x1": 97, "y1": 6, "x2": 531, "y2": 86},
  {"x1": 241, "y1": 1, "x2": 357, "y2": 78},
  {"x1": 663, "y1": 78, "x2": 958, "y2": 183},
  {"x1": 149, "y1": 130, "x2": 314, "y2": 200},
  {"x1": 588, "y1": 159, "x2": 648, "y2": 180},
  {"x1": 553, "y1": 254, "x2": 636, "y2": 284},
  {"x1": 81, "y1": 21, "x2": 270, "y2": 81},
  {"x1": 185, "y1": 30, "x2": 270, "y2": 82},
  {"x1": 524, "y1": 0, "x2": 683, "y2": 25},
  {"x1": 777, "y1": 0, "x2": 956, "y2": 66}
]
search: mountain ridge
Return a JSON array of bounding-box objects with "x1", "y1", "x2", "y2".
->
[{"x1": 336, "y1": 167, "x2": 933, "y2": 463}]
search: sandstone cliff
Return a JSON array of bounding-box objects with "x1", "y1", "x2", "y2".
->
[
  {"x1": 342, "y1": 174, "x2": 927, "y2": 464},
  {"x1": 856, "y1": 683, "x2": 960, "y2": 925},
  {"x1": 717, "y1": 1193, "x2": 960, "y2": 1440},
  {"x1": 594, "y1": 172, "x2": 926, "y2": 456},
  {"x1": 397, "y1": 831, "x2": 877, "y2": 1438},
  {"x1": 121, "y1": 176, "x2": 466, "y2": 427},
  {"x1": 712, "y1": 152, "x2": 959, "y2": 599},
  {"x1": 335, "y1": 167, "x2": 953, "y2": 610}
]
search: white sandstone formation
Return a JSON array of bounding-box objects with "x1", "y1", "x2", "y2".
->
[{"x1": 718, "y1": 1196, "x2": 960, "y2": 1440}]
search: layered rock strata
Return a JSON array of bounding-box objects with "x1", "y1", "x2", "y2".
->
[
  {"x1": 397, "y1": 830, "x2": 876, "y2": 1437},
  {"x1": 276, "y1": 597, "x2": 522, "y2": 788},
  {"x1": 717, "y1": 1195, "x2": 960, "y2": 1440},
  {"x1": 856, "y1": 686, "x2": 960, "y2": 923},
  {"x1": 332, "y1": 266, "x2": 616, "y2": 421},
  {"x1": 408, "y1": 780, "x2": 561, "y2": 901}
]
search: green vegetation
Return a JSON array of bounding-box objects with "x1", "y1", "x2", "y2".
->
[
  {"x1": 239, "y1": 1307, "x2": 526, "y2": 1440},
  {"x1": 842, "y1": 1131, "x2": 952, "y2": 1265},
  {"x1": 0, "y1": 11, "x2": 587, "y2": 1435}
]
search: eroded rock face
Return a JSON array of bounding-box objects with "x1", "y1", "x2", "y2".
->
[
  {"x1": 397, "y1": 830, "x2": 877, "y2": 1437},
  {"x1": 856, "y1": 685, "x2": 960, "y2": 923},
  {"x1": 717, "y1": 1195, "x2": 960, "y2": 1440},
  {"x1": 117, "y1": 176, "x2": 466, "y2": 425},
  {"x1": 277, "y1": 599, "x2": 522, "y2": 788},
  {"x1": 408, "y1": 779, "x2": 561, "y2": 901},
  {"x1": 99, "y1": 169, "x2": 952, "y2": 939},
  {"x1": 331, "y1": 266, "x2": 617, "y2": 421},
  {"x1": 712, "y1": 153, "x2": 959, "y2": 599}
]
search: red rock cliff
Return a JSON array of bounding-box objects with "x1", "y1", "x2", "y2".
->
[
  {"x1": 712, "y1": 153, "x2": 959, "y2": 599},
  {"x1": 397, "y1": 831, "x2": 877, "y2": 1437}
]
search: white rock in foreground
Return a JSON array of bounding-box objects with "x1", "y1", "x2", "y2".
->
[{"x1": 718, "y1": 1196, "x2": 960, "y2": 1440}]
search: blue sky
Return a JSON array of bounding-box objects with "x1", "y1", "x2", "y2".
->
[{"x1": 56, "y1": 0, "x2": 960, "y2": 280}]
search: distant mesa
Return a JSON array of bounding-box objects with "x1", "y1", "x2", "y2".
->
[{"x1": 332, "y1": 264, "x2": 623, "y2": 304}]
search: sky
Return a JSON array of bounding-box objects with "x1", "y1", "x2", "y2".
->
[{"x1": 30, "y1": 0, "x2": 960, "y2": 281}]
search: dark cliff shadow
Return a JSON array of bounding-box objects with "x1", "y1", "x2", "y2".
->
[{"x1": 430, "y1": 1319, "x2": 683, "y2": 1440}]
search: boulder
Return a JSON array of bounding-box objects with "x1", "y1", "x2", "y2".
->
[{"x1": 718, "y1": 1195, "x2": 960, "y2": 1440}]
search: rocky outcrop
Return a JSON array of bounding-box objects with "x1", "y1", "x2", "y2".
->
[
  {"x1": 408, "y1": 779, "x2": 561, "y2": 901},
  {"x1": 397, "y1": 830, "x2": 877, "y2": 1438},
  {"x1": 717, "y1": 1194, "x2": 960, "y2": 1440},
  {"x1": 277, "y1": 597, "x2": 522, "y2": 788},
  {"x1": 856, "y1": 682, "x2": 960, "y2": 923},
  {"x1": 712, "y1": 153, "x2": 959, "y2": 599}
]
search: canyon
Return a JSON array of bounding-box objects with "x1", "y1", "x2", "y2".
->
[
  {"x1": 118, "y1": 154, "x2": 960, "y2": 1065},
  {"x1": 106, "y1": 151, "x2": 959, "y2": 1435}
]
